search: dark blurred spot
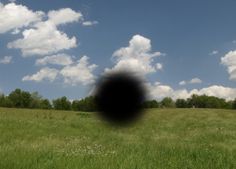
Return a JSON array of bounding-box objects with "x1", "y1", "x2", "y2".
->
[{"x1": 95, "y1": 72, "x2": 146, "y2": 125}]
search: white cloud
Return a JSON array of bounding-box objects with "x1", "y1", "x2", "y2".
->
[
  {"x1": 189, "y1": 78, "x2": 202, "y2": 84},
  {"x1": 48, "y1": 8, "x2": 83, "y2": 25},
  {"x1": 35, "y1": 53, "x2": 74, "y2": 66},
  {"x1": 23, "y1": 55, "x2": 97, "y2": 85},
  {"x1": 11, "y1": 28, "x2": 20, "y2": 35},
  {"x1": 194, "y1": 85, "x2": 236, "y2": 100},
  {"x1": 233, "y1": 40, "x2": 236, "y2": 44},
  {"x1": 0, "y1": 56, "x2": 12, "y2": 64},
  {"x1": 147, "y1": 82, "x2": 236, "y2": 101},
  {"x1": 221, "y1": 50, "x2": 236, "y2": 81},
  {"x1": 156, "y1": 63, "x2": 163, "y2": 70},
  {"x1": 60, "y1": 56, "x2": 97, "y2": 86},
  {"x1": 146, "y1": 83, "x2": 174, "y2": 99},
  {"x1": 179, "y1": 81, "x2": 186, "y2": 86},
  {"x1": 105, "y1": 34, "x2": 164, "y2": 75},
  {"x1": 8, "y1": 21, "x2": 77, "y2": 56},
  {"x1": 209, "y1": 50, "x2": 218, "y2": 55},
  {"x1": 2, "y1": 3, "x2": 97, "y2": 87},
  {"x1": 154, "y1": 81, "x2": 161, "y2": 85},
  {"x1": 6, "y1": 6, "x2": 83, "y2": 56},
  {"x1": 22, "y1": 67, "x2": 59, "y2": 82},
  {"x1": 0, "y1": 2, "x2": 44, "y2": 34},
  {"x1": 179, "y1": 78, "x2": 202, "y2": 85},
  {"x1": 82, "y1": 21, "x2": 98, "y2": 26}
]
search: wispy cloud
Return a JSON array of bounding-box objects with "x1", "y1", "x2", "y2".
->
[
  {"x1": 0, "y1": 56, "x2": 12, "y2": 64},
  {"x1": 82, "y1": 21, "x2": 98, "y2": 26},
  {"x1": 179, "y1": 77, "x2": 202, "y2": 86},
  {"x1": 209, "y1": 50, "x2": 218, "y2": 55}
]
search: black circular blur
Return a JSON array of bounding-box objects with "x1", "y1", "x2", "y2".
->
[{"x1": 95, "y1": 72, "x2": 146, "y2": 125}]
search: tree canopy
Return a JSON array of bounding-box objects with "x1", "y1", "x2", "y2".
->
[{"x1": 0, "y1": 88, "x2": 235, "y2": 111}]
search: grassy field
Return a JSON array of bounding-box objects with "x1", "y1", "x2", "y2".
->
[{"x1": 0, "y1": 108, "x2": 236, "y2": 169}]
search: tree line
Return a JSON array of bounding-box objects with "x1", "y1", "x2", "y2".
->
[
  {"x1": 143, "y1": 95, "x2": 236, "y2": 109},
  {"x1": 0, "y1": 88, "x2": 236, "y2": 111},
  {"x1": 0, "y1": 88, "x2": 97, "y2": 111}
]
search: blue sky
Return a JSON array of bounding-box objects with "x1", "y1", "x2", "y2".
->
[{"x1": 0, "y1": 0, "x2": 236, "y2": 100}]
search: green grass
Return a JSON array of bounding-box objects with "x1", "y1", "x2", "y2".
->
[{"x1": 0, "y1": 107, "x2": 236, "y2": 169}]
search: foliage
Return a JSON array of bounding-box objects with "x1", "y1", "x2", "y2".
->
[
  {"x1": 0, "y1": 89, "x2": 52, "y2": 109},
  {"x1": 233, "y1": 99, "x2": 236, "y2": 109},
  {"x1": 8, "y1": 89, "x2": 32, "y2": 108},
  {"x1": 0, "y1": 95, "x2": 13, "y2": 108},
  {"x1": 186, "y1": 94, "x2": 231, "y2": 109},
  {"x1": 0, "y1": 88, "x2": 236, "y2": 111},
  {"x1": 160, "y1": 97, "x2": 175, "y2": 108},
  {"x1": 72, "y1": 96, "x2": 97, "y2": 112},
  {"x1": 39, "y1": 99, "x2": 52, "y2": 109},
  {"x1": 142, "y1": 100, "x2": 159, "y2": 108},
  {"x1": 175, "y1": 99, "x2": 188, "y2": 108},
  {"x1": 53, "y1": 96, "x2": 71, "y2": 110}
]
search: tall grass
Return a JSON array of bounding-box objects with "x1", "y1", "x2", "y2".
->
[{"x1": 0, "y1": 108, "x2": 235, "y2": 169}]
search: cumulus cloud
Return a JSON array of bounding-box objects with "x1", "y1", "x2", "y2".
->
[
  {"x1": 23, "y1": 55, "x2": 97, "y2": 85},
  {"x1": 0, "y1": 2, "x2": 43, "y2": 34},
  {"x1": 2, "y1": 2, "x2": 98, "y2": 87},
  {"x1": 82, "y1": 21, "x2": 98, "y2": 26},
  {"x1": 22, "y1": 67, "x2": 59, "y2": 82},
  {"x1": 7, "y1": 6, "x2": 84, "y2": 56},
  {"x1": 60, "y1": 56, "x2": 97, "y2": 86},
  {"x1": 105, "y1": 34, "x2": 164, "y2": 75},
  {"x1": 8, "y1": 21, "x2": 77, "y2": 56},
  {"x1": 0, "y1": 56, "x2": 12, "y2": 64},
  {"x1": 48, "y1": 8, "x2": 83, "y2": 25},
  {"x1": 35, "y1": 53, "x2": 74, "y2": 66},
  {"x1": 146, "y1": 83, "x2": 174, "y2": 99},
  {"x1": 221, "y1": 50, "x2": 236, "y2": 81},
  {"x1": 179, "y1": 77, "x2": 202, "y2": 85},
  {"x1": 147, "y1": 82, "x2": 236, "y2": 101}
]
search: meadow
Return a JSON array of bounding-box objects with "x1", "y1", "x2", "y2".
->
[{"x1": 0, "y1": 107, "x2": 235, "y2": 169}]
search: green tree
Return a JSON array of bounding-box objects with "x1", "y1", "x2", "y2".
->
[
  {"x1": 8, "y1": 89, "x2": 23, "y2": 108},
  {"x1": 53, "y1": 96, "x2": 71, "y2": 110},
  {"x1": 72, "y1": 96, "x2": 96, "y2": 112},
  {"x1": 8, "y1": 89, "x2": 32, "y2": 108},
  {"x1": 232, "y1": 99, "x2": 236, "y2": 109},
  {"x1": 142, "y1": 100, "x2": 159, "y2": 108},
  {"x1": 0, "y1": 94, "x2": 5, "y2": 107},
  {"x1": 175, "y1": 99, "x2": 188, "y2": 108},
  {"x1": 30, "y1": 92, "x2": 42, "y2": 108},
  {"x1": 187, "y1": 94, "x2": 229, "y2": 109},
  {"x1": 161, "y1": 97, "x2": 175, "y2": 108},
  {"x1": 39, "y1": 99, "x2": 52, "y2": 109},
  {"x1": 21, "y1": 91, "x2": 32, "y2": 108}
]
